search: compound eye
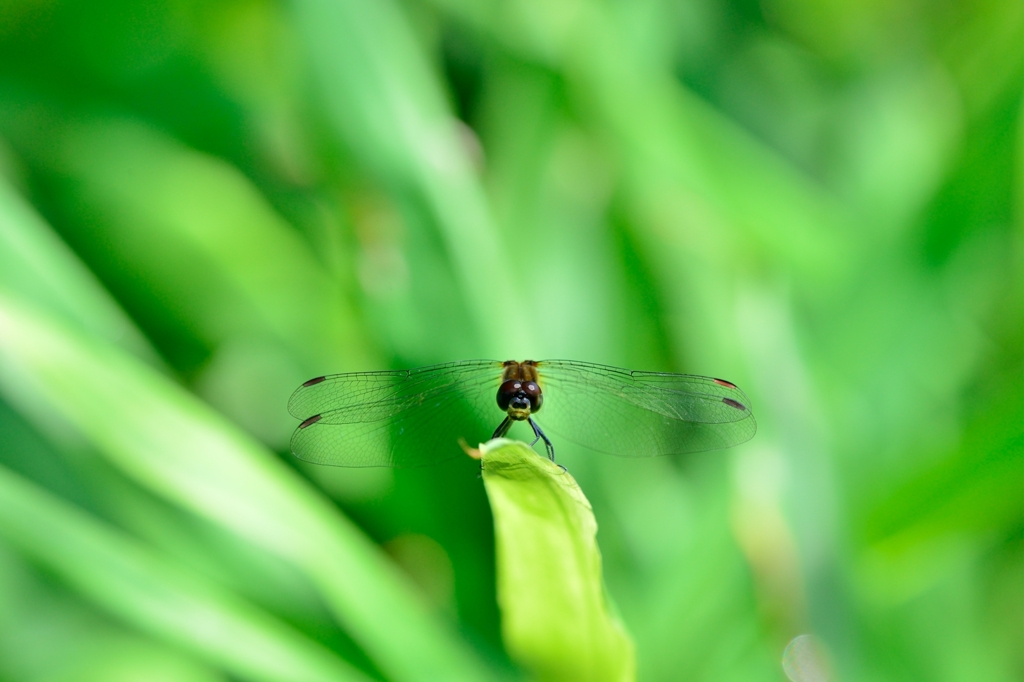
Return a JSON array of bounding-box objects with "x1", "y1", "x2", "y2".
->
[
  {"x1": 522, "y1": 381, "x2": 543, "y2": 412},
  {"x1": 496, "y1": 379, "x2": 522, "y2": 411}
]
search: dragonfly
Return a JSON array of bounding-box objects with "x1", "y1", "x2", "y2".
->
[{"x1": 288, "y1": 360, "x2": 756, "y2": 467}]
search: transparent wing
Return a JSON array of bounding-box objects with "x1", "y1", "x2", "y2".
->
[
  {"x1": 534, "y1": 360, "x2": 756, "y2": 457},
  {"x1": 288, "y1": 360, "x2": 504, "y2": 467}
]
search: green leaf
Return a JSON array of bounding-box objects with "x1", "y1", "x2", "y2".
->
[
  {"x1": 480, "y1": 439, "x2": 635, "y2": 682},
  {"x1": 0, "y1": 292, "x2": 494, "y2": 682},
  {"x1": 0, "y1": 465, "x2": 368, "y2": 682},
  {"x1": 0, "y1": 176, "x2": 158, "y2": 364},
  {"x1": 292, "y1": 0, "x2": 520, "y2": 355},
  {"x1": 1, "y1": 111, "x2": 373, "y2": 374}
]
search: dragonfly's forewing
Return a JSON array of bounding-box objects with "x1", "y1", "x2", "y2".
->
[
  {"x1": 288, "y1": 360, "x2": 503, "y2": 467},
  {"x1": 534, "y1": 360, "x2": 756, "y2": 457},
  {"x1": 288, "y1": 359, "x2": 756, "y2": 466}
]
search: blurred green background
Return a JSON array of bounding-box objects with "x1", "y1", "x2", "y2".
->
[{"x1": 1, "y1": 0, "x2": 1023, "y2": 680}]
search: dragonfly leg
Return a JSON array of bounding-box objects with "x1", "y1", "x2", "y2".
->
[
  {"x1": 529, "y1": 418, "x2": 555, "y2": 462},
  {"x1": 492, "y1": 416, "x2": 513, "y2": 439}
]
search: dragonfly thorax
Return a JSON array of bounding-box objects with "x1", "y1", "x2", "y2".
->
[{"x1": 497, "y1": 379, "x2": 543, "y2": 420}]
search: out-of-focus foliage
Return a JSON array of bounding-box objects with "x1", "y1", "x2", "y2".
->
[{"x1": 0, "y1": 0, "x2": 1022, "y2": 680}]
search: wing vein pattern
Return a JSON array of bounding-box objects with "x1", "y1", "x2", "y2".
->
[{"x1": 288, "y1": 359, "x2": 756, "y2": 467}]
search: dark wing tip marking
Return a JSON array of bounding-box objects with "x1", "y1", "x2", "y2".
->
[
  {"x1": 302, "y1": 376, "x2": 327, "y2": 387},
  {"x1": 722, "y1": 397, "x2": 746, "y2": 410},
  {"x1": 299, "y1": 414, "x2": 323, "y2": 428},
  {"x1": 713, "y1": 378, "x2": 738, "y2": 389}
]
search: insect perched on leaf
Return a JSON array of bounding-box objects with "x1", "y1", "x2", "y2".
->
[{"x1": 289, "y1": 360, "x2": 755, "y2": 467}]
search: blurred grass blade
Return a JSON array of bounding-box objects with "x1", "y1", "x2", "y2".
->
[
  {"x1": 481, "y1": 439, "x2": 635, "y2": 682},
  {"x1": 2, "y1": 112, "x2": 372, "y2": 373},
  {"x1": 0, "y1": 176, "x2": 158, "y2": 364},
  {"x1": 293, "y1": 0, "x2": 519, "y2": 355},
  {"x1": 0, "y1": 465, "x2": 369, "y2": 682},
  {"x1": 427, "y1": 0, "x2": 854, "y2": 281},
  {"x1": 864, "y1": 367, "x2": 1024, "y2": 552},
  {"x1": 0, "y1": 292, "x2": 494, "y2": 682}
]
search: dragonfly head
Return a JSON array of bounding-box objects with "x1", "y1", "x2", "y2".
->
[{"x1": 497, "y1": 379, "x2": 543, "y2": 420}]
